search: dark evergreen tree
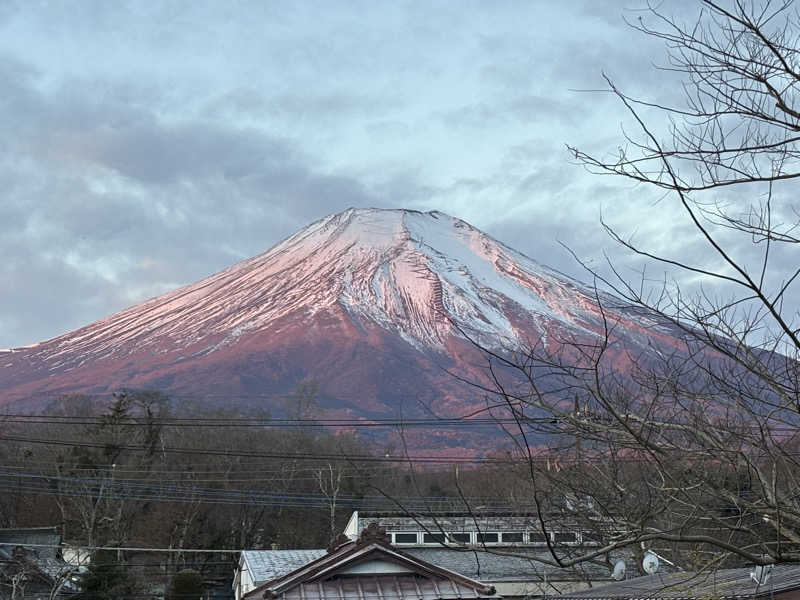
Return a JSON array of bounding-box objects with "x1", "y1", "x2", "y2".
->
[
  {"x1": 74, "y1": 549, "x2": 140, "y2": 600},
  {"x1": 166, "y1": 568, "x2": 204, "y2": 600}
]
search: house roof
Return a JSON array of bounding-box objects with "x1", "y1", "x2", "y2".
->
[
  {"x1": 550, "y1": 564, "x2": 800, "y2": 600},
  {"x1": 275, "y1": 572, "x2": 494, "y2": 600},
  {"x1": 242, "y1": 550, "x2": 327, "y2": 583},
  {"x1": 0, "y1": 526, "x2": 77, "y2": 592},
  {"x1": 243, "y1": 525, "x2": 498, "y2": 600},
  {"x1": 0, "y1": 527, "x2": 61, "y2": 560},
  {"x1": 242, "y1": 547, "x2": 620, "y2": 585}
]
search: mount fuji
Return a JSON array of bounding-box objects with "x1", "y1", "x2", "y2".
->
[{"x1": 0, "y1": 208, "x2": 679, "y2": 441}]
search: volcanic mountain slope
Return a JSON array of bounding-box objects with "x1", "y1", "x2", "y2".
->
[{"x1": 1, "y1": 208, "x2": 678, "y2": 430}]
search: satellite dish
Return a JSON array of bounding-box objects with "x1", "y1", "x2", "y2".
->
[
  {"x1": 612, "y1": 559, "x2": 626, "y2": 580},
  {"x1": 642, "y1": 551, "x2": 660, "y2": 575},
  {"x1": 751, "y1": 564, "x2": 773, "y2": 586}
]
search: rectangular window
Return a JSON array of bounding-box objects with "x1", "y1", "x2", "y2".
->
[
  {"x1": 554, "y1": 532, "x2": 577, "y2": 544},
  {"x1": 528, "y1": 532, "x2": 548, "y2": 544},
  {"x1": 501, "y1": 532, "x2": 523, "y2": 543},
  {"x1": 477, "y1": 532, "x2": 499, "y2": 544},
  {"x1": 393, "y1": 533, "x2": 418, "y2": 544},
  {"x1": 423, "y1": 533, "x2": 446, "y2": 544},
  {"x1": 449, "y1": 533, "x2": 470, "y2": 544}
]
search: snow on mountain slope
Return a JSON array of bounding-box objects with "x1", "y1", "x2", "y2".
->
[
  {"x1": 8, "y1": 209, "x2": 628, "y2": 361},
  {"x1": 0, "y1": 208, "x2": 676, "y2": 415}
]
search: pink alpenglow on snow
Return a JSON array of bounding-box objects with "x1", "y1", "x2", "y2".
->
[{"x1": 0, "y1": 208, "x2": 682, "y2": 450}]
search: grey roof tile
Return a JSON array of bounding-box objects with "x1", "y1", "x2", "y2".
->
[
  {"x1": 243, "y1": 550, "x2": 327, "y2": 584},
  {"x1": 0, "y1": 527, "x2": 61, "y2": 560},
  {"x1": 279, "y1": 574, "x2": 496, "y2": 600},
  {"x1": 242, "y1": 548, "x2": 619, "y2": 586},
  {"x1": 552, "y1": 564, "x2": 800, "y2": 600},
  {"x1": 404, "y1": 549, "x2": 613, "y2": 582}
]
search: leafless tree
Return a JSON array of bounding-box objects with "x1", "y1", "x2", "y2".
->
[
  {"x1": 50, "y1": 392, "x2": 168, "y2": 548},
  {"x1": 467, "y1": 0, "x2": 800, "y2": 571},
  {"x1": 375, "y1": 0, "x2": 800, "y2": 576},
  {"x1": 316, "y1": 463, "x2": 344, "y2": 541}
]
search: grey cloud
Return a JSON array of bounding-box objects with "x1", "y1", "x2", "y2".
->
[
  {"x1": 247, "y1": 169, "x2": 377, "y2": 224},
  {"x1": 203, "y1": 88, "x2": 271, "y2": 119},
  {"x1": 508, "y1": 95, "x2": 578, "y2": 126},
  {"x1": 203, "y1": 88, "x2": 398, "y2": 122},
  {"x1": 433, "y1": 95, "x2": 578, "y2": 133},
  {"x1": 0, "y1": 257, "x2": 101, "y2": 346},
  {"x1": 88, "y1": 122, "x2": 294, "y2": 184},
  {"x1": 435, "y1": 103, "x2": 501, "y2": 130},
  {"x1": 0, "y1": 0, "x2": 757, "y2": 350},
  {"x1": 0, "y1": 56, "x2": 403, "y2": 347}
]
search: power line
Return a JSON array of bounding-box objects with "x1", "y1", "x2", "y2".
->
[
  {"x1": 12, "y1": 542, "x2": 243, "y2": 554},
  {"x1": 0, "y1": 482, "x2": 513, "y2": 511},
  {"x1": 3, "y1": 413, "x2": 797, "y2": 433},
  {"x1": 0, "y1": 432, "x2": 781, "y2": 465},
  {"x1": 0, "y1": 472, "x2": 509, "y2": 510},
  {"x1": 0, "y1": 434, "x2": 515, "y2": 464},
  {"x1": 0, "y1": 470, "x2": 491, "y2": 502},
  {"x1": 0, "y1": 414, "x2": 542, "y2": 428},
  {"x1": 0, "y1": 462, "x2": 401, "y2": 475}
]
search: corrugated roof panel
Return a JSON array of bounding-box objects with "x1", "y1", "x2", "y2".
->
[{"x1": 277, "y1": 574, "x2": 497, "y2": 600}]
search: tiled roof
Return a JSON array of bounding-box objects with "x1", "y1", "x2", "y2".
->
[
  {"x1": 551, "y1": 564, "x2": 800, "y2": 600},
  {"x1": 244, "y1": 535, "x2": 499, "y2": 600},
  {"x1": 242, "y1": 548, "x2": 619, "y2": 586},
  {"x1": 0, "y1": 527, "x2": 77, "y2": 592},
  {"x1": 405, "y1": 548, "x2": 613, "y2": 582},
  {"x1": 0, "y1": 527, "x2": 61, "y2": 560},
  {"x1": 243, "y1": 550, "x2": 327, "y2": 583},
  {"x1": 279, "y1": 573, "x2": 495, "y2": 600}
]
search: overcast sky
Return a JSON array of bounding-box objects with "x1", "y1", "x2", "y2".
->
[{"x1": 1, "y1": 0, "x2": 783, "y2": 349}]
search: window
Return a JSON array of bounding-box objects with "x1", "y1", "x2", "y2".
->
[
  {"x1": 423, "y1": 533, "x2": 446, "y2": 544},
  {"x1": 528, "y1": 532, "x2": 548, "y2": 544},
  {"x1": 477, "y1": 532, "x2": 499, "y2": 544},
  {"x1": 449, "y1": 533, "x2": 470, "y2": 544},
  {"x1": 393, "y1": 533, "x2": 418, "y2": 544},
  {"x1": 501, "y1": 532, "x2": 523, "y2": 543},
  {"x1": 554, "y1": 532, "x2": 577, "y2": 544}
]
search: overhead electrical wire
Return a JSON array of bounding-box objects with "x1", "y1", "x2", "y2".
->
[
  {"x1": 0, "y1": 476, "x2": 521, "y2": 511},
  {"x1": 0, "y1": 414, "x2": 550, "y2": 427},
  {"x1": 0, "y1": 467, "x2": 389, "y2": 483},
  {"x1": 0, "y1": 434, "x2": 521, "y2": 464},
  {"x1": 0, "y1": 462, "x2": 401, "y2": 475},
  {"x1": 0, "y1": 431, "x2": 776, "y2": 465},
  {"x1": 1, "y1": 413, "x2": 796, "y2": 432},
  {"x1": 0, "y1": 469, "x2": 491, "y2": 503}
]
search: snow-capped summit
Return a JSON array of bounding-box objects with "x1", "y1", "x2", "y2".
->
[{"x1": 0, "y1": 208, "x2": 668, "y2": 423}]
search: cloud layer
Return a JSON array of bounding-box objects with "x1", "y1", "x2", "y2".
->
[{"x1": 2, "y1": 1, "x2": 792, "y2": 348}]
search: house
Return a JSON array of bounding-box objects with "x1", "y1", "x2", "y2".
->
[
  {"x1": 236, "y1": 512, "x2": 630, "y2": 599},
  {"x1": 549, "y1": 563, "x2": 800, "y2": 600},
  {"x1": 344, "y1": 511, "x2": 594, "y2": 547},
  {"x1": 344, "y1": 512, "x2": 630, "y2": 597},
  {"x1": 240, "y1": 523, "x2": 498, "y2": 600},
  {"x1": 0, "y1": 527, "x2": 78, "y2": 599}
]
